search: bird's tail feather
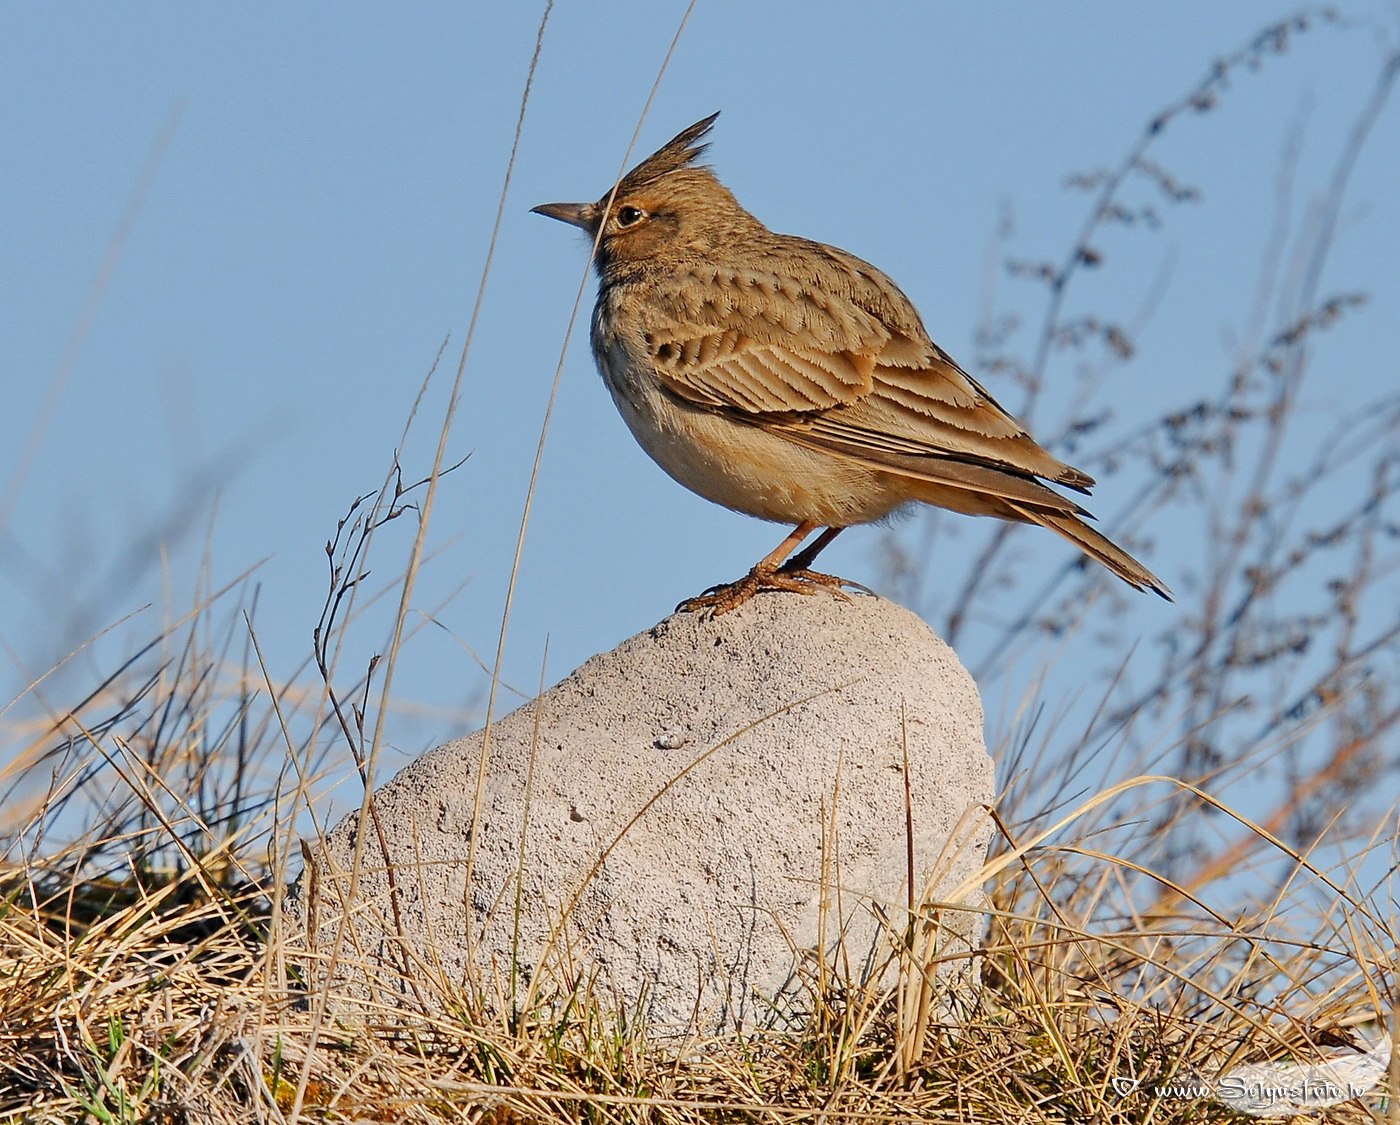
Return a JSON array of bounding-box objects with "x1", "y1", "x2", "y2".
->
[
  {"x1": 1005, "y1": 501, "x2": 1172, "y2": 601},
  {"x1": 867, "y1": 465, "x2": 1171, "y2": 600}
]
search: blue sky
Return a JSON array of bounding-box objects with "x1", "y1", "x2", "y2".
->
[{"x1": 3, "y1": 3, "x2": 1397, "y2": 796}]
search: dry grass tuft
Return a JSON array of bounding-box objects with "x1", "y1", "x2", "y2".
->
[{"x1": 1, "y1": 617, "x2": 1393, "y2": 1123}]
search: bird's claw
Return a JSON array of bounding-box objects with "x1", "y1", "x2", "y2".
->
[{"x1": 677, "y1": 566, "x2": 860, "y2": 617}]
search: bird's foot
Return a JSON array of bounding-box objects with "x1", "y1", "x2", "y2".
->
[{"x1": 677, "y1": 564, "x2": 862, "y2": 617}]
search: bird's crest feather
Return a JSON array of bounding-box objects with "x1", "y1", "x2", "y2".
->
[{"x1": 617, "y1": 112, "x2": 720, "y2": 194}]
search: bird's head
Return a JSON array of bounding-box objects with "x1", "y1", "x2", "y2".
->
[{"x1": 532, "y1": 112, "x2": 758, "y2": 275}]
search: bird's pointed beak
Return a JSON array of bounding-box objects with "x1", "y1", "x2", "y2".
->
[{"x1": 530, "y1": 201, "x2": 598, "y2": 231}]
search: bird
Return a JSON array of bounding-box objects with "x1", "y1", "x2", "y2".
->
[{"x1": 532, "y1": 113, "x2": 1169, "y2": 614}]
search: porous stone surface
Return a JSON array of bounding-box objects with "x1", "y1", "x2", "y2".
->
[{"x1": 286, "y1": 592, "x2": 993, "y2": 1032}]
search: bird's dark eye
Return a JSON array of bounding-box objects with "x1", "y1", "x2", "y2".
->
[{"x1": 616, "y1": 206, "x2": 646, "y2": 227}]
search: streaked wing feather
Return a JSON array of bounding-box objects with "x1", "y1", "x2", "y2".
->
[
  {"x1": 774, "y1": 425, "x2": 1088, "y2": 516},
  {"x1": 804, "y1": 380, "x2": 1092, "y2": 491},
  {"x1": 653, "y1": 335, "x2": 875, "y2": 412}
]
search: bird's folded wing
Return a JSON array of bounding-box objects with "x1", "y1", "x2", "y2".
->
[
  {"x1": 647, "y1": 330, "x2": 1093, "y2": 492},
  {"x1": 644, "y1": 260, "x2": 1094, "y2": 491}
]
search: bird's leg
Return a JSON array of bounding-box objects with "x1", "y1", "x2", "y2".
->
[
  {"x1": 756, "y1": 520, "x2": 821, "y2": 571},
  {"x1": 780, "y1": 526, "x2": 844, "y2": 573},
  {"x1": 678, "y1": 522, "x2": 861, "y2": 616},
  {"x1": 778, "y1": 524, "x2": 872, "y2": 596}
]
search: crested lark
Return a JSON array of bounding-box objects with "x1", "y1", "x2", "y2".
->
[{"x1": 534, "y1": 113, "x2": 1170, "y2": 613}]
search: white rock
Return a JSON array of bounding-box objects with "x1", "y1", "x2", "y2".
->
[{"x1": 288, "y1": 592, "x2": 993, "y2": 1032}]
